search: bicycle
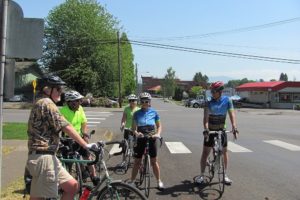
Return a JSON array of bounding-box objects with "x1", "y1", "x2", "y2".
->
[
  {"x1": 136, "y1": 134, "x2": 162, "y2": 198},
  {"x1": 59, "y1": 140, "x2": 147, "y2": 200},
  {"x1": 206, "y1": 130, "x2": 231, "y2": 193},
  {"x1": 117, "y1": 128, "x2": 135, "y2": 173}
]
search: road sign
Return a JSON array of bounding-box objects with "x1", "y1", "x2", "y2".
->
[{"x1": 32, "y1": 79, "x2": 37, "y2": 89}]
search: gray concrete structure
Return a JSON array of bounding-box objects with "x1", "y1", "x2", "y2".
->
[{"x1": 6, "y1": 0, "x2": 44, "y2": 59}]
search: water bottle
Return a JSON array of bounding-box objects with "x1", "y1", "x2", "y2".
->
[{"x1": 80, "y1": 186, "x2": 91, "y2": 200}]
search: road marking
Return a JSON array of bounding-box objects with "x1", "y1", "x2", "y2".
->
[
  {"x1": 85, "y1": 111, "x2": 112, "y2": 114},
  {"x1": 86, "y1": 117, "x2": 106, "y2": 120},
  {"x1": 87, "y1": 121, "x2": 101, "y2": 124},
  {"x1": 228, "y1": 141, "x2": 253, "y2": 152},
  {"x1": 263, "y1": 140, "x2": 300, "y2": 151},
  {"x1": 87, "y1": 125, "x2": 97, "y2": 127},
  {"x1": 165, "y1": 142, "x2": 192, "y2": 154},
  {"x1": 109, "y1": 144, "x2": 122, "y2": 155}
]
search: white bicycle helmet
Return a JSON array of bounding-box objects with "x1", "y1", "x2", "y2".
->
[
  {"x1": 128, "y1": 94, "x2": 138, "y2": 100},
  {"x1": 139, "y1": 92, "x2": 152, "y2": 100},
  {"x1": 65, "y1": 90, "x2": 84, "y2": 102}
]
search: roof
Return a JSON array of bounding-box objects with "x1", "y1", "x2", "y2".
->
[
  {"x1": 147, "y1": 85, "x2": 161, "y2": 91},
  {"x1": 236, "y1": 81, "x2": 300, "y2": 91}
]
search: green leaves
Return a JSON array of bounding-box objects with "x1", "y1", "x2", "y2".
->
[{"x1": 42, "y1": 0, "x2": 135, "y2": 97}]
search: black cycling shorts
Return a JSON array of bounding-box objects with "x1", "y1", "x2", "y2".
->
[
  {"x1": 134, "y1": 137, "x2": 158, "y2": 158},
  {"x1": 203, "y1": 132, "x2": 228, "y2": 147}
]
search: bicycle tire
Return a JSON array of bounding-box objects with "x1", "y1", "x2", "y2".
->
[
  {"x1": 218, "y1": 154, "x2": 225, "y2": 193},
  {"x1": 67, "y1": 162, "x2": 83, "y2": 199},
  {"x1": 138, "y1": 158, "x2": 145, "y2": 186},
  {"x1": 207, "y1": 154, "x2": 215, "y2": 179},
  {"x1": 96, "y1": 181, "x2": 147, "y2": 200},
  {"x1": 144, "y1": 155, "x2": 151, "y2": 197}
]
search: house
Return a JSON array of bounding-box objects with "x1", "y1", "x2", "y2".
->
[{"x1": 236, "y1": 81, "x2": 300, "y2": 109}]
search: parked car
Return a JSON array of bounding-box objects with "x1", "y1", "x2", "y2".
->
[
  {"x1": 8, "y1": 94, "x2": 25, "y2": 102},
  {"x1": 230, "y1": 95, "x2": 242, "y2": 108},
  {"x1": 190, "y1": 95, "x2": 206, "y2": 108},
  {"x1": 183, "y1": 98, "x2": 194, "y2": 107}
]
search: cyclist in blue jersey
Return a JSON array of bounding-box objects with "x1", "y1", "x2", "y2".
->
[
  {"x1": 128, "y1": 92, "x2": 164, "y2": 189},
  {"x1": 195, "y1": 81, "x2": 239, "y2": 185}
]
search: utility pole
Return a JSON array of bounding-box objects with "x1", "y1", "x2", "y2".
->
[
  {"x1": 0, "y1": 0, "x2": 8, "y2": 193},
  {"x1": 117, "y1": 31, "x2": 122, "y2": 108},
  {"x1": 135, "y1": 63, "x2": 138, "y2": 96}
]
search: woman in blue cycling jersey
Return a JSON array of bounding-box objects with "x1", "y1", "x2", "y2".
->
[{"x1": 129, "y1": 92, "x2": 164, "y2": 189}]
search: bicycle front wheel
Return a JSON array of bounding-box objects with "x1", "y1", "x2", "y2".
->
[
  {"x1": 217, "y1": 154, "x2": 225, "y2": 193},
  {"x1": 97, "y1": 181, "x2": 147, "y2": 200}
]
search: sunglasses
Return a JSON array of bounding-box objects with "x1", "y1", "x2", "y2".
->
[
  {"x1": 211, "y1": 90, "x2": 219, "y2": 94},
  {"x1": 129, "y1": 100, "x2": 137, "y2": 103},
  {"x1": 54, "y1": 86, "x2": 63, "y2": 92},
  {"x1": 141, "y1": 100, "x2": 150, "y2": 104}
]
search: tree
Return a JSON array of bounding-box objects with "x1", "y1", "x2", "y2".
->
[
  {"x1": 121, "y1": 33, "x2": 136, "y2": 96},
  {"x1": 42, "y1": 0, "x2": 135, "y2": 97},
  {"x1": 189, "y1": 86, "x2": 203, "y2": 98},
  {"x1": 163, "y1": 67, "x2": 176, "y2": 98},
  {"x1": 173, "y1": 87, "x2": 184, "y2": 101},
  {"x1": 226, "y1": 78, "x2": 255, "y2": 88},
  {"x1": 193, "y1": 72, "x2": 209, "y2": 86},
  {"x1": 279, "y1": 73, "x2": 288, "y2": 81}
]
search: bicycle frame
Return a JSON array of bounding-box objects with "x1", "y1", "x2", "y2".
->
[{"x1": 207, "y1": 130, "x2": 230, "y2": 193}]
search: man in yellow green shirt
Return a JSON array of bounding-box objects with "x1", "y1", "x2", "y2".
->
[{"x1": 60, "y1": 90, "x2": 99, "y2": 186}]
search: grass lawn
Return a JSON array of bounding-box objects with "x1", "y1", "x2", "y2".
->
[
  {"x1": 1, "y1": 177, "x2": 28, "y2": 200},
  {"x1": 3, "y1": 123, "x2": 28, "y2": 140}
]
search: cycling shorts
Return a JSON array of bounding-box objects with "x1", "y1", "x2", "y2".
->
[
  {"x1": 134, "y1": 137, "x2": 159, "y2": 158},
  {"x1": 203, "y1": 132, "x2": 228, "y2": 147}
]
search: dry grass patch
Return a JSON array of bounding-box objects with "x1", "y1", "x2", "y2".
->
[
  {"x1": 1, "y1": 177, "x2": 28, "y2": 200},
  {"x1": 2, "y1": 146, "x2": 16, "y2": 156}
]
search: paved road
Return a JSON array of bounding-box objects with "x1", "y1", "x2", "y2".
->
[{"x1": 2, "y1": 100, "x2": 300, "y2": 199}]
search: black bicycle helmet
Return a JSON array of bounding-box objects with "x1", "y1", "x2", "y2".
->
[{"x1": 38, "y1": 75, "x2": 66, "y2": 89}]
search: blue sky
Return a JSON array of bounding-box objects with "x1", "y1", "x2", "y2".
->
[{"x1": 15, "y1": 0, "x2": 300, "y2": 82}]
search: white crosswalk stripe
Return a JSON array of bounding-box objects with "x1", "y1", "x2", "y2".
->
[
  {"x1": 165, "y1": 142, "x2": 192, "y2": 154},
  {"x1": 227, "y1": 141, "x2": 253, "y2": 153},
  {"x1": 109, "y1": 144, "x2": 122, "y2": 155},
  {"x1": 263, "y1": 140, "x2": 300, "y2": 151},
  {"x1": 85, "y1": 112, "x2": 113, "y2": 128}
]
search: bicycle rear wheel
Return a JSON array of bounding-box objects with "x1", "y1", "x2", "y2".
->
[
  {"x1": 217, "y1": 154, "x2": 225, "y2": 193},
  {"x1": 97, "y1": 181, "x2": 147, "y2": 200},
  {"x1": 144, "y1": 155, "x2": 151, "y2": 197}
]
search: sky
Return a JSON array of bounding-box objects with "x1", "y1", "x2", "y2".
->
[{"x1": 14, "y1": 0, "x2": 300, "y2": 82}]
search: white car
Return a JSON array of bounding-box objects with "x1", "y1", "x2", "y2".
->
[{"x1": 8, "y1": 95, "x2": 25, "y2": 102}]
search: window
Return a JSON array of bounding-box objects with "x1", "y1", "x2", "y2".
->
[
  {"x1": 293, "y1": 93, "x2": 300, "y2": 103},
  {"x1": 279, "y1": 93, "x2": 292, "y2": 103}
]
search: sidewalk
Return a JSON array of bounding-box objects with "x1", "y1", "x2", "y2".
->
[{"x1": 1, "y1": 140, "x2": 27, "y2": 189}]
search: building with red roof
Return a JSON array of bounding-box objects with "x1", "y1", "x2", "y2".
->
[{"x1": 236, "y1": 81, "x2": 300, "y2": 109}]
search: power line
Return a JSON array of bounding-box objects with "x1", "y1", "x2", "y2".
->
[
  {"x1": 129, "y1": 17, "x2": 300, "y2": 42},
  {"x1": 43, "y1": 37, "x2": 300, "y2": 64},
  {"x1": 126, "y1": 40, "x2": 300, "y2": 64}
]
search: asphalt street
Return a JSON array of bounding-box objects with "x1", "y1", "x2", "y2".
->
[{"x1": 2, "y1": 99, "x2": 300, "y2": 199}]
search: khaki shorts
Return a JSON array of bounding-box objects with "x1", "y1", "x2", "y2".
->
[{"x1": 26, "y1": 153, "x2": 73, "y2": 198}]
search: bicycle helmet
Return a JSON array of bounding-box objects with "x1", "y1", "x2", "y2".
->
[
  {"x1": 139, "y1": 92, "x2": 152, "y2": 100},
  {"x1": 210, "y1": 81, "x2": 224, "y2": 92},
  {"x1": 64, "y1": 90, "x2": 84, "y2": 102},
  {"x1": 38, "y1": 75, "x2": 66, "y2": 89},
  {"x1": 128, "y1": 94, "x2": 138, "y2": 100}
]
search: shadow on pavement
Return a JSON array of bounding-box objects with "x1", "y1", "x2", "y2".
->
[{"x1": 156, "y1": 177, "x2": 223, "y2": 200}]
